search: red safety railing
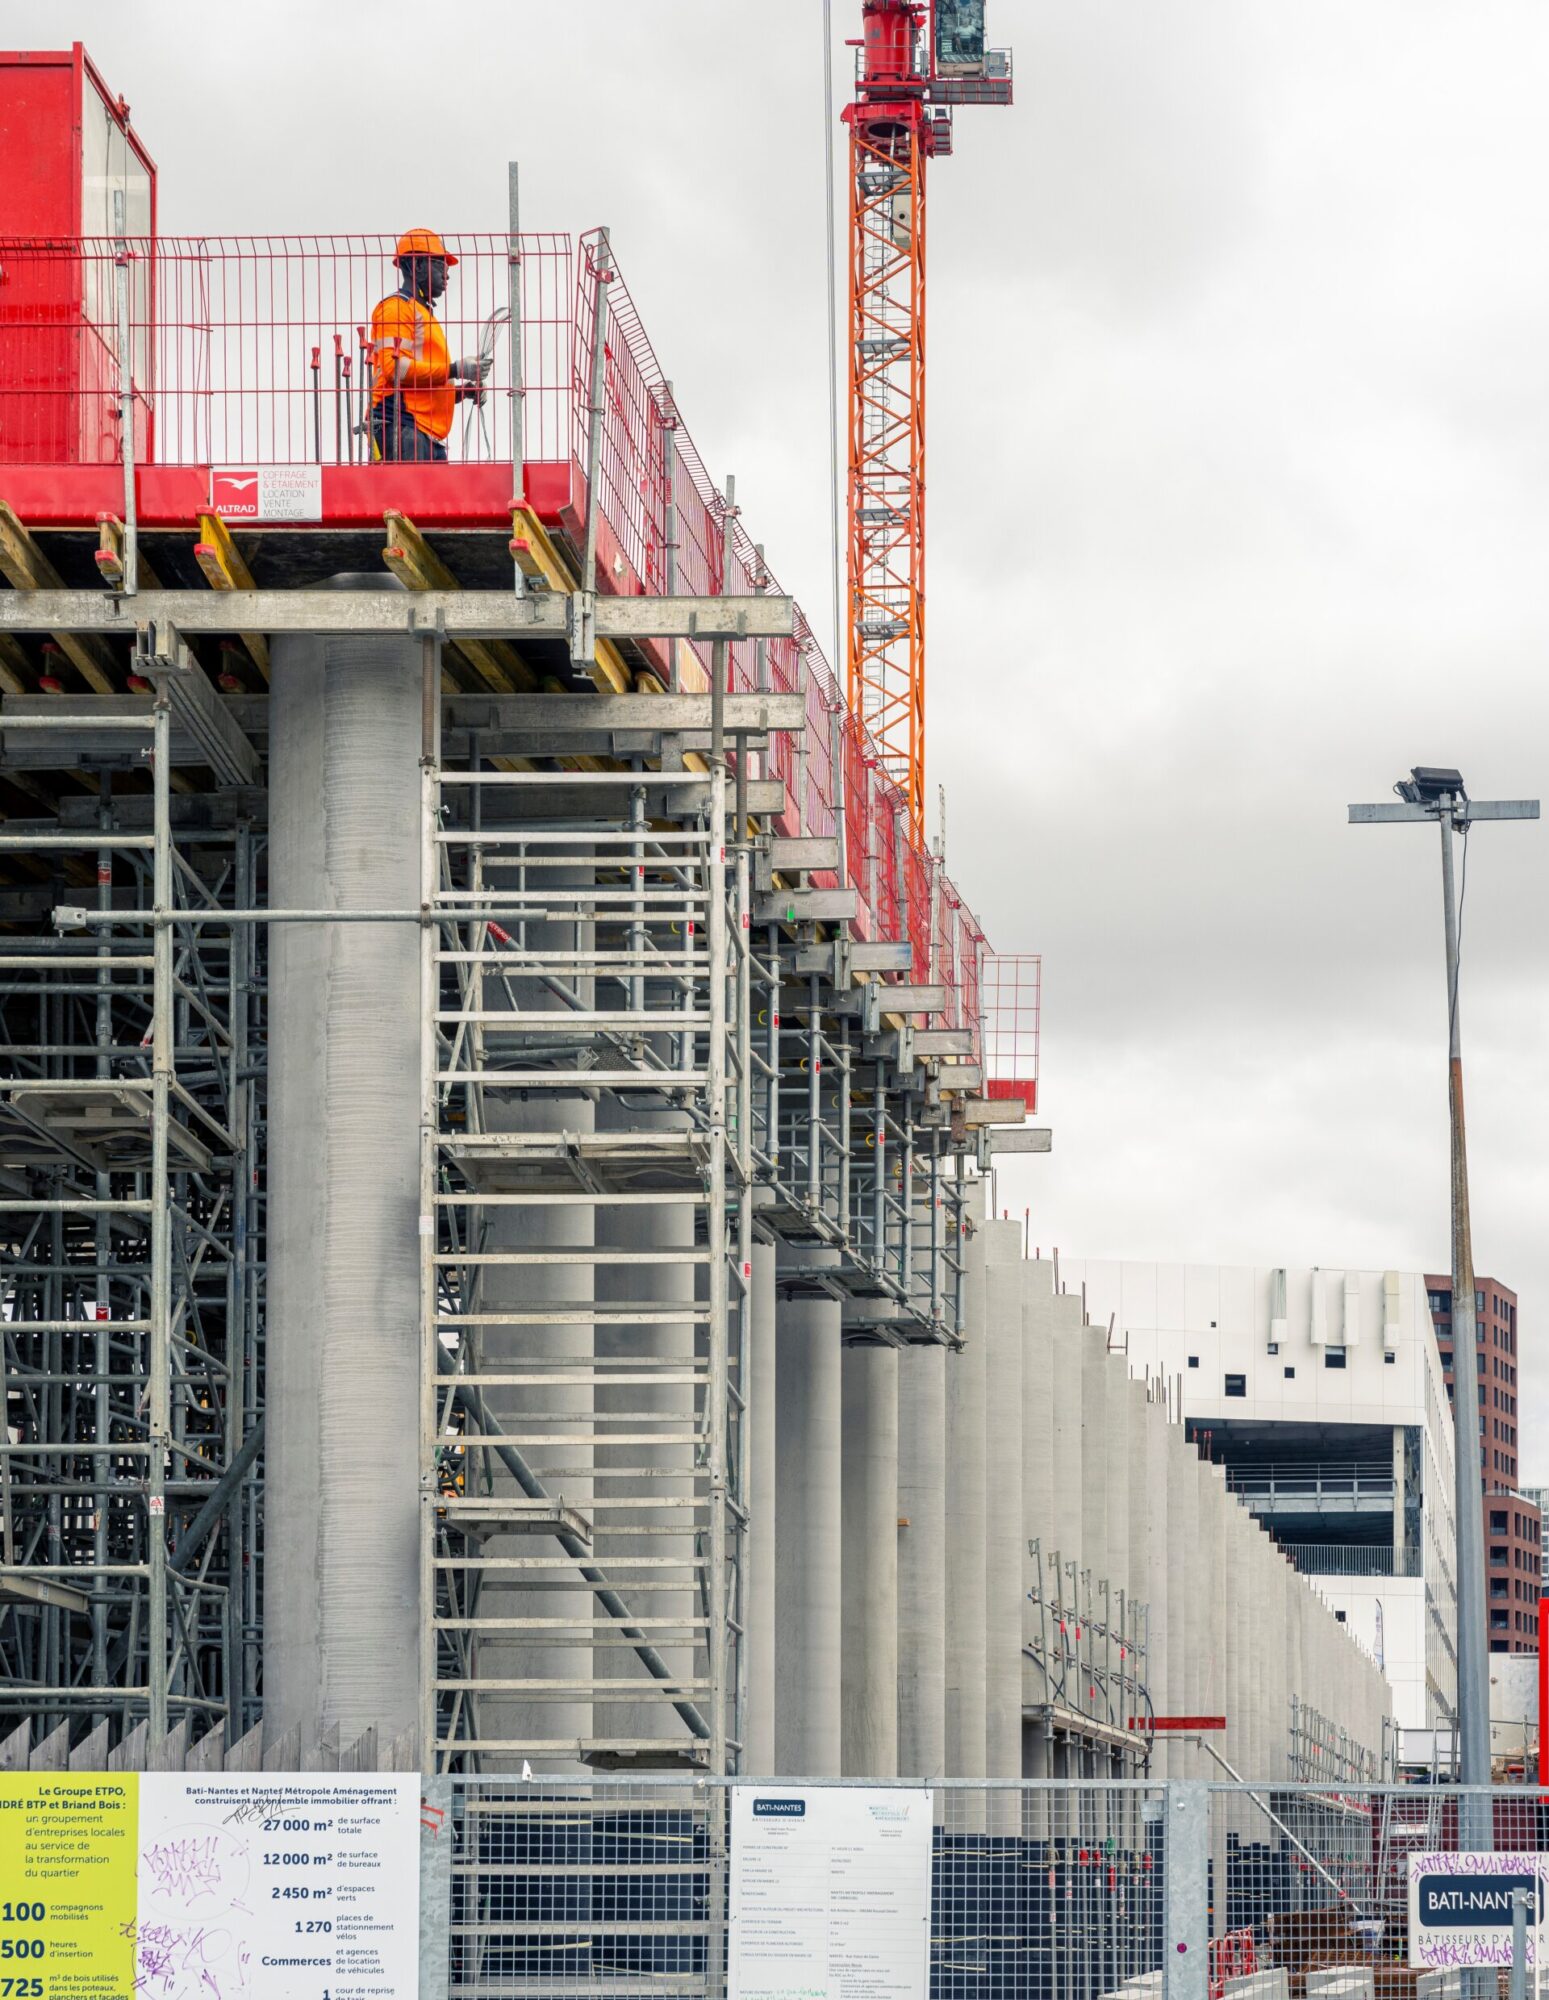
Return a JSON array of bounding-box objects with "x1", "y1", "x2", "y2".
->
[
  {"x1": 0, "y1": 228, "x2": 1012, "y2": 1056},
  {"x1": 1208, "y1": 1928, "x2": 1258, "y2": 2000},
  {"x1": 0, "y1": 233, "x2": 572, "y2": 469}
]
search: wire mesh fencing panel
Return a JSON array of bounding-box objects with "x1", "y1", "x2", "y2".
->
[
  {"x1": 1208, "y1": 1784, "x2": 1549, "y2": 1990},
  {"x1": 444, "y1": 1779, "x2": 1170, "y2": 2000}
]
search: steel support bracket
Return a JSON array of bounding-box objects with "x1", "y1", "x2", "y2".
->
[
  {"x1": 567, "y1": 588, "x2": 597, "y2": 668},
  {"x1": 134, "y1": 618, "x2": 259, "y2": 787}
]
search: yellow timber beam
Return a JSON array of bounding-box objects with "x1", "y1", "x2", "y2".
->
[
  {"x1": 0, "y1": 502, "x2": 120, "y2": 693},
  {"x1": 94, "y1": 515, "x2": 163, "y2": 592},
  {"x1": 509, "y1": 505, "x2": 633, "y2": 696},
  {"x1": 193, "y1": 514, "x2": 270, "y2": 682},
  {"x1": 382, "y1": 511, "x2": 534, "y2": 694}
]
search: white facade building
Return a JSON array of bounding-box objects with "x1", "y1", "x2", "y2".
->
[{"x1": 1057, "y1": 1261, "x2": 1458, "y2": 1740}]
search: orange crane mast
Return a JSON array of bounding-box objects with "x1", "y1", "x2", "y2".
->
[{"x1": 843, "y1": 0, "x2": 1011, "y2": 840}]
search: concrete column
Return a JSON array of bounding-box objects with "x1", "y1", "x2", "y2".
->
[
  {"x1": 1106, "y1": 1365, "x2": 1132, "y2": 1686},
  {"x1": 1139, "y1": 1390, "x2": 1170, "y2": 1767},
  {"x1": 1050, "y1": 1294, "x2": 1085, "y2": 1568},
  {"x1": 775, "y1": 1270, "x2": 842, "y2": 1775},
  {"x1": 266, "y1": 595, "x2": 420, "y2": 1755},
  {"x1": 842, "y1": 1344, "x2": 898, "y2": 1776},
  {"x1": 1081, "y1": 1324, "x2": 1111, "y2": 1599},
  {"x1": 898, "y1": 1341, "x2": 946, "y2": 1781},
  {"x1": 476, "y1": 864, "x2": 594, "y2": 1771},
  {"x1": 945, "y1": 1219, "x2": 989, "y2": 1790},
  {"x1": 594, "y1": 1097, "x2": 694, "y2": 1750},
  {"x1": 1226, "y1": 1506, "x2": 1247, "y2": 1782},
  {"x1": 1022, "y1": 1262, "x2": 1055, "y2": 1795},
  {"x1": 745, "y1": 1241, "x2": 778, "y2": 1775},
  {"x1": 1199, "y1": 1464, "x2": 1225, "y2": 1757},
  {"x1": 1166, "y1": 1436, "x2": 1198, "y2": 1780},
  {"x1": 983, "y1": 1223, "x2": 1024, "y2": 1830}
]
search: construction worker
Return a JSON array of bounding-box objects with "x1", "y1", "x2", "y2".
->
[{"x1": 370, "y1": 228, "x2": 490, "y2": 462}]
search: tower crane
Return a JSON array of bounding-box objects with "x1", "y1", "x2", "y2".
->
[{"x1": 843, "y1": 0, "x2": 1011, "y2": 840}]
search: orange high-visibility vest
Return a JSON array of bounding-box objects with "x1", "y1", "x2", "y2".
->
[{"x1": 370, "y1": 292, "x2": 455, "y2": 441}]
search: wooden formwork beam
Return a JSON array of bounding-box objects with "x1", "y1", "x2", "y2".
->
[
  {"x1": 382, "y1": 511, "x2": 534, "y2": 693},
  {"x1": 510, "y1": 504, "x2": 634, "y2": 695},
  {"x1": 94, "y1": 514, "x2": 163, "y2": 592},
  {"x1": 0, "y1": 502, "x2": 120, "y2": 693},
  {"x1": 193, "y1": 513, "x2": 269, "y2": 682}
]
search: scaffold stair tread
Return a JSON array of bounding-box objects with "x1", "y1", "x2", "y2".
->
[{"x1": 435, "y1": 1497, "x2": 594, "y2": 1541}]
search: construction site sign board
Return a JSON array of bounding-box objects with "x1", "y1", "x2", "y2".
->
[
  {"x1": 1407, "y1": 1852, "x2": 1549, "y2": 1968},
  {"x1": 210, "y1": 465, "x2": 323, "y2": 520},
  {"x1": 0, "y1": 1771, "x2": 419, "y2": 1998},
  {"x1": 727, "y1": 1784, "x2": 932, "y2": 2000}
]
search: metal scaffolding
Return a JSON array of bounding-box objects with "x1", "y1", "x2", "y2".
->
[{"x1": 0, "y1": 693, "x2": 262, "y2": 1750}]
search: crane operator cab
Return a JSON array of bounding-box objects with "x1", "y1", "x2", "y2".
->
[{"x1": 935, "y1": 0, "x2": 987, "y2": 74}]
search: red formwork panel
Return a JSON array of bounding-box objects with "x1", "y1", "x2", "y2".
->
[{"x1": 0, "y1": 46, "x2": 156, "y2": 465}]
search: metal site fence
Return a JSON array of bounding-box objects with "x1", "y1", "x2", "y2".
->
[{"x1": 427, "y1": 1778, "x2": 1549, "y2": 2000}]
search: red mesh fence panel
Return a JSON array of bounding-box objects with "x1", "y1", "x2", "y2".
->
[
  {"x1": 905, "y1": 845, "x2": 933, "y2": 982},
  {"x1": 0, "y1": 233, "x2": 573, "y2": 469},
  {"x1": 981, "y1": 953, "x2": 1040, "y2": 1110},
  {"x1": 956, "y1": 898, "x2": 987, "y2": 1066},
  {"x1": 843, "y1": 717, "x2": 872, "y2": 929},
  {"x1": 871, "y1": 775, "x2": 902, "y2": 943}
]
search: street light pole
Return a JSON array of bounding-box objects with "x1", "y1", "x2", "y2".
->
[{"x1": 1350, "y1": 770, "x2": 1538, "y2": 1850}]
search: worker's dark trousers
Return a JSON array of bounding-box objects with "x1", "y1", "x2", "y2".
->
[{"x1": 371, "y1": 395, "x2": 448, "y2": 462}]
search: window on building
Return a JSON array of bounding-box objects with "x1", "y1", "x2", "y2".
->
[
  {"x1": 1335, "y1": 1611, "x2": 1347, "y2": 1624},
  {"x1": 1491, "y1": 1546, "x2": 1509, "y2": 1564},
  {"x1": 1267, "y1": 1341, "x2": 1279, "y2": 1356},
  {"x1": 1324, "y1": 1348, "x2": 1347, "y2": 1369},
  {"x1": 1283, "y1": 1366, "x2": 1295, "y2": 1379},
  {"x1": 1187, "y1": 1356, "x2": 1199, "y2": 1369},
  {"x1": 1384, "y1": 1352, "x2": 1396, "y2": 1365},
  {"x1": 1492, "y1": 1512, "x2": 1509, "y2": 1532},
  {"x1": 1491, "y1": 1610, "x2": 1510, "y2": 1630},
  {"x1": 1224, "y1": 1374, "x2": 1246, "y2": 1398}
]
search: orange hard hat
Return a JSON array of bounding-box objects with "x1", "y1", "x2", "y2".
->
[{"x1": 395, "y1": 228, "x2": 457, "y2": 267}]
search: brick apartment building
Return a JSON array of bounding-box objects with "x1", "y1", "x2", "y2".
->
[{"x1": 1427, "y1": 1274, "x2": 1541, "y2": 1652}]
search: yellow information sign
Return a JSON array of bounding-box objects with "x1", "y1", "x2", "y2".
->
[{"x1": 0, "y1": 1776, "x2": 138, "y2": 1998}]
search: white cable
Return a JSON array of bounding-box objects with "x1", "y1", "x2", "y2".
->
[{"x1": 462, "y1": 303, "x2": 511, "y2": 459}]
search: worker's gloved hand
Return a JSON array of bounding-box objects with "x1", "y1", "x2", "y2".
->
[{"x1": 453, "y1": 354, "x2": 494, "y2": 383}]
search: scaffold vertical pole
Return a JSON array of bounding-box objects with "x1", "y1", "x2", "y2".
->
[
  {"x1": 147, "y1": 691, "x2": 172, "y2": 1740},
  {"x1": 418, "y1": 630, "x2": 443, "y2": 1770},
  {"x1": 507, "y1": 161, "x2": 526, "y2": 587}
]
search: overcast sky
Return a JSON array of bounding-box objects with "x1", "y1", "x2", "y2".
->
[{"x1": 19, "y1": 2, "x2": 1549, "y2": 1470}]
